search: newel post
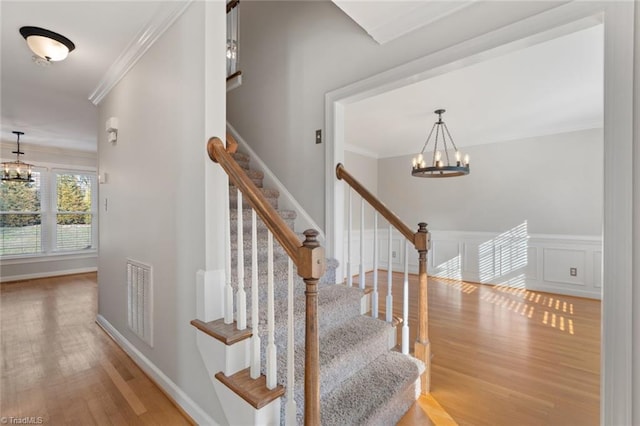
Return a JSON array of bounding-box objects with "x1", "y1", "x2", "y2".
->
[
  {"x1": 413, "y1": 222, "x2": 431, "y2": 394},
  {"x1": 298, "y1": 229, "x2": 325, "y2": 426}
]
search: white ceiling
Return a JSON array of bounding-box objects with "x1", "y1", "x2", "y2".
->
[
  {"x1": 332, "y1": 0, "x2": 476, "y2": 44},
  {"x1": 1, "y1": 1, "x2": 166, "y2": 152},
  {"x1": 344, "y1": 24, "x2": 603, "y2": 159}
]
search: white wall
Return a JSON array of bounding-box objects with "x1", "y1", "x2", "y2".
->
[
  {"x1": 227, "y1": 0, "x2": 564, "y2": 230},
  {"x1": 377, "y1": 128, "x2": 603, "y2": 236},
  {"x1": 97, "y1": 3, "x2": 226, "y2": 424},
  {"x1": 0, "y1": 144, "x2": 98, "y2": 281}
]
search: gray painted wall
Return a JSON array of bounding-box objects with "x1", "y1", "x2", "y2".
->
[
  {"x1": 377, "y1": 128, "x2": 603, "y2": 236},
  {"x1": 97, "y1": 3, "x2": 224, "y2": 423},
  {"x1": 227, "y1": 0, "x2": 564, "y2": 230}
]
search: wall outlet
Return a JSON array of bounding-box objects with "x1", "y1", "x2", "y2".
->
[
  {"x1": 392, "y1": 250, "x2": 397, "y2": 259},
  {"x1": 570, "y1": 267, "x2": 577, "y2": 277},
  {"x1": 315, "y1": 129, "x2": 322, "y2": 144}
]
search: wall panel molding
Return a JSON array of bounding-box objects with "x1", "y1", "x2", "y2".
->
[{"x1": 343, "y1": 228, "x2": 602, "y2": 299}]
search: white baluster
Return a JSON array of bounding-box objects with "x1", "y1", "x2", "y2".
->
[
  {"x1": 386, "y1": 225, "x2": 393, "y2": 323},
  {"x1": 285, "y1": 258, "x2": 296, "y2": 425},
  {"x1": 224, "y1": 187, "x2": 233, "y2": 324},
  {"x1": 402, "y1": 239, "x2": 410, "y2": 355},
  {"x1": 372, "y1": 213, "x2": 378, "y2": 318},
  {"x1": 359, "y1": 197, "x2": 365, "y2": 290},
  {"x1": 347, "y1": 189, "x2": 352, "y2": 287},
  {"x1": 236, "y1": 190, "x2": 246, "y2": 330},
  {"x1": 266, "y1": 231, "x2": 277, "y2": 389},
  {"x1": 250, "y1": 210, "x2": 261, "y2": 379}
]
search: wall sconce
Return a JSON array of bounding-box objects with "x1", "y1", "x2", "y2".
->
[{"x1": 106, "y1": 117, "x2": 118, "y2": 144}]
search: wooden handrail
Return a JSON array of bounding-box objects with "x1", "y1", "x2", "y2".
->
[
  {"x1": 227, "y1": 0, "x2": 239, "y2": 14},
  {"x1": 208, "y1": 137, "x2": 301, "y2": 262},
  {"x1": 336, "y1": 163, "x2": 417, "y2": 246}
]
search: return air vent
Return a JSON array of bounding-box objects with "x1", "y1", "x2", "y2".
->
[{"x1": 127, "y1": 259, "x2": 153, "y2": 347}]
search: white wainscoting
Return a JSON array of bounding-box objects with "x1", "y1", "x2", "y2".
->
[{"x1": 343, "y1": 227, "x2": 602, "y2": 299}]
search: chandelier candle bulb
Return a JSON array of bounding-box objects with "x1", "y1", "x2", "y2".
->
[{"x1": 464, "y1": 154, "x2": 470, "y2": 166}]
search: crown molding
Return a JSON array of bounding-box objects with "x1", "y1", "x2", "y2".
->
[{"x1": 88, "y1": 0, "x2": 193, "y2": 106}]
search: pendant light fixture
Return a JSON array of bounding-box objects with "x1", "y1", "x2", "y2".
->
[
  {"x1": 19, "y1": 26, "x2": 75, "y2": 62},
  {"x1": 2, "y1": 131, "x2": 34, "y2": 182},
  {"x1": 411, "y1": 109, "x2": 470, "y2": 178}
]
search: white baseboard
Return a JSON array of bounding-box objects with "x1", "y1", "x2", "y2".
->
[
  {"x1": 0, "y1": 267, "x2": 98, "y2": 283},
  {"x1": 95, "y1": 315, "x2": 219, "y2": 426}
]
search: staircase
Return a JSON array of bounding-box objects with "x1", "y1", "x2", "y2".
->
[{"x1": 193, "y1": 144, "x2": 425, "y2": 425}]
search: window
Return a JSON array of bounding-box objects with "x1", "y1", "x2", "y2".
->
[
  {"x1": 55, "y1": 172, "x2": 96, "y2": 251},
  {"x1": 0, "y1": 171, "x2": 42, "y2": 255},
  {"x1": 0, "y1": 168, "x2": 96, "y2": 257}
]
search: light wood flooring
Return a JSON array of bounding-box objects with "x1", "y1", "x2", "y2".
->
[
  {"x1": 358, "y1": 271, "x2": 600, "y2": 426},
  {"x1": 0, "y1": 273, "x2": 191, "y2": 425},
  {"x1": 1, "y1": 272, "x2": 600, "y2": 426}
]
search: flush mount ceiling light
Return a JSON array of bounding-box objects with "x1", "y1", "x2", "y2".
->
[
  {"x1": 2, "y1": 131, "x2": 34, "y2": 183},
  {"x1": 19, "y1": 26, "x2": 75, "y2": 62},
  {"x1": 411, "y1": 109, "x2": 470, "y2": 178}
]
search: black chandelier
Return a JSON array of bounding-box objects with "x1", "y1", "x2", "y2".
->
[
  {"x1": 2, "y1": 131, "x2": 34, "y2": 182},
  {"x1": 411, "y1": 109, "x2": 470, "y2": 178}
]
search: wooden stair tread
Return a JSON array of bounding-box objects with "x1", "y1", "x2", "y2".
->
[
  {"x1": 190, "y1": 319, "x2": 252, "y2": 345},
  {"x1": 215, "y1": 368, "x2": 285, "y2": 409}
]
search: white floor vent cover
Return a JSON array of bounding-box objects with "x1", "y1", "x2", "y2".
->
[{"x1": 127, "y1": 258, "x2": 153, "y2": 347}]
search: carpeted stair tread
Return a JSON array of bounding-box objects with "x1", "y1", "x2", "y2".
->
[
  {"x1": 276, "y1": 315, "x2": 393, "y2": 422},
  {"x1": 229, "y1": 186, "x2": 279, "y2": 200},
  {"x1": 231, "y1": 151, "x2": 251, "y2": 163},
  {"x1": 230, "y1": 214, "x2": 296, "y2": 236},
  {"x1": 230, "y1": 208, "x2": 296, "y2": 221},
  {"x1": 254, "y1": 285, "x2": 363, "y2": 343},
  {"x1": 318, "y1": 351, "x2": 424, "y2": 426}
]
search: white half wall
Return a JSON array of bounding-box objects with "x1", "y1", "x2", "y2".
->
[{"x1": 97, "y1": 2, "x2": 226, "y2": 424}]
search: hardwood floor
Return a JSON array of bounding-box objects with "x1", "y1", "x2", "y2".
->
[
  {"x1": 0, "y1": 273, "x2": 191, "y2": 425},
  {"x1": 355, "y1": 271, "x2": 600, "y2": 426},
  {"x1": 1, "y1": 272, "x2": 599, "y2": 425}
]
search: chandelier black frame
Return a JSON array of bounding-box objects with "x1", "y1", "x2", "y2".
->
[
  {"x1": 2, "y1": 131, "x2": 34, "y2": 183},
  {"x1": 411, "y1": 109, "x2": 470, "y2": 178}
]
